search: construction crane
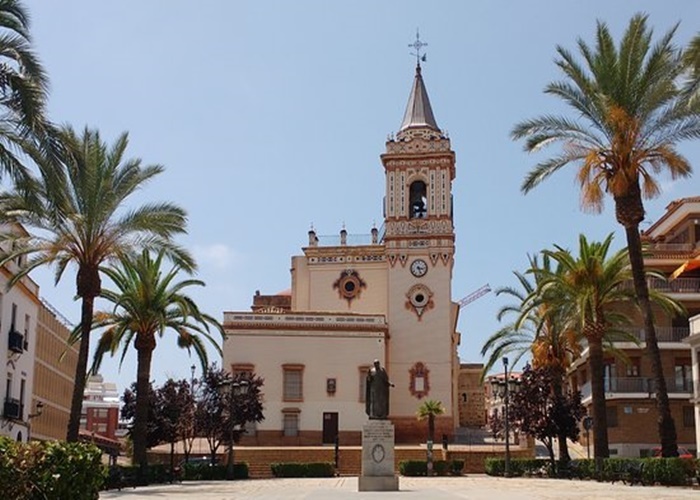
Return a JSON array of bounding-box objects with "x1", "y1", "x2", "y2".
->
[{"x1": 456, "y1": 284, "x2": 491, "y2": 309}]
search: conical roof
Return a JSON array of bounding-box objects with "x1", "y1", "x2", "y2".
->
[{"x1": 399, "y1": 64, "x2": 439, "y2": 132}]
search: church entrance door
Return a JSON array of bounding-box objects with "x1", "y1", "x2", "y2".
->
[{"x1": 322, "y1": 412, "x2": 338, "y2": 444}]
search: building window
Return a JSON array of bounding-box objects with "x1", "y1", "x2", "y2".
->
[
  {"x1": 94, "y1": 408, "x2": 108, "y2": 419},
  {"x1": 11, "y1": 303, "x2": 17, "y2": 330},
  {"x1": 603, "y1": 362, "x2": 615, "y2": 392},
  {"x1": 606, "y1": 406, "x2": 618, "y2": 428},
  {"x1": 359, "y1": 366, "x2": 369, "y2": 402},
  {"x1": 409, "y1": 180, "x2": 427, "y2": 219},
  {"x1": 283, "y1": 411, "x2": 299, "y2": 437},
  {"x1": 283, "y1": 365, "x2": 304, "y2": 401},
  {"x1": 626, "y1": 358, "x2": 640, "y2": 377},
  {"x1": 683, "y1": 406, "x2": 695, "y2": 428},
  {"x1": 674, "y1": 360, "x2": 692, "y2": 392},
  {"x1": 19, "y1": 379, "x2": 25, "y2": 419},
  {"x1": 5, "y1": 372, "x2": 11, "y2": 399}
]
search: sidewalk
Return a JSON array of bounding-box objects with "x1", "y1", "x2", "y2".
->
[{"x1": 100, "y1": 475, "x2": 699, "y2": 499}]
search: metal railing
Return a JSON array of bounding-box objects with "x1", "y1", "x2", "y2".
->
[
  {"x1": 611, "y1": 326, "x2": 690, "y2": 343},
  {"x1": 579, "y1": 377, "x2": 694, "y2": 399},
  {"x1": 647, "y1": 277, "x2": 700, "y2": 293}
]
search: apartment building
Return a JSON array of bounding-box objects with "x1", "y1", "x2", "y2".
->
[
  {"x1": 571, "y1": 197, "x2": 699, "y2": 458},
  {"x1": 30, "y1": 300, "x2": 78, "y2": 441},
  {"x1": 0, "y1": 230, "x2": 40, "y2": 442}
]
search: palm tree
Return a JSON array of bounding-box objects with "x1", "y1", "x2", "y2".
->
[
  {"x1": 0, "y1": 126, "x2": 193, "y2": 442},
  {"x1": 481, "y1": 255, "x2": 581, "y2": 462},
  {"x1": 536, "y1": 234, "x2": 683, "y2": 459},
  {"x1": 0, "y1": 0, "x2": 55, "y2": 182},
  {"x1": 416, "y1": 399, "x2": 445, "y2": 476},
  {"x1": 682, "y1": 33, "x2": 700, "y2": 104},
  {"x1": 89, "y1": 250, "x2": 223, "y2": 470},
  {"x1": 512, "y1": 14, "x2": 700, "y2": 456}
]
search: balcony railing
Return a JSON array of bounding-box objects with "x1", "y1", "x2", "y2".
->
[
  {"x1": 647, "y1": 277, "x2": 700, "y2": 294},
  {"x1": 610, "y1": 326, "x2": 690, "y2": 343},
  {"x1": 8, "y1": 330, "x2": 24, "y2": 353},
  {"x1": 3, "y1": 398, "x2": 22, "y2": 420},
  {"x1": 579, "y1": 377, "x2": 694, "y2": 399}
]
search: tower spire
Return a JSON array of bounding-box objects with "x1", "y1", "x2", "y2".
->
[{"x1": 400, "y1": 31, "x2": 438, "y2": 132}]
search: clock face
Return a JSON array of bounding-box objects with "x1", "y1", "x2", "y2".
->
[{"x1": 410, "y1": 259, "x2": 428, "y2": 277}]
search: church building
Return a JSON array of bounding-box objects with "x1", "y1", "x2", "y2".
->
[{"x1": 223, "y1": 61, "x2": 461, "y2": 445}]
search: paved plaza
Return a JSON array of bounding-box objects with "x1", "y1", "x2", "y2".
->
[{"x1": 100, "y1": 475, "x2": 700, "y2": 499}]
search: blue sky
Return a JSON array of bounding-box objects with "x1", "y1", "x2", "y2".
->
[{"x1": 28, "y1": 1, "x2": 700, "y2": 393}]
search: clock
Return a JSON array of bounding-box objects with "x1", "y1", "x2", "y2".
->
[{"x1": 410, "y1": 259, "x2": 428, "y2": 277}]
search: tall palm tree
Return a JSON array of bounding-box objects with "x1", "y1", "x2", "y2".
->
[
  {"x1": 0, "y1": 0, "x2": 55, "y2": 182},
  {"x1": 682, "y1": 33, "x2": 700, "y2": 104},
  {"x1": 0, "y1": 126, "x2": 193, "y2": 442},
  {"x1": 512, "y1": 14, "x2": 700, "y2": 456},
  {"x1": 89, "y1": 250, "x2": 223, "y2": 470},
  {"x1": 416, "y1": 399, "x2": 445, "y2": 476}
]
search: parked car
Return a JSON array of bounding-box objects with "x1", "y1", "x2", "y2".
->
[
  {"x1": 652, "y1": 447, "x2": 694, "y2": 459},
  {"x1": 180, "y1": 456, "x2": 220, "y2": 467}
]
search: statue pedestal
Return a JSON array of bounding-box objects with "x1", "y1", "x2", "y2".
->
[{"x1": 358, "y1": 420, "x2": 399, "y2": 491}]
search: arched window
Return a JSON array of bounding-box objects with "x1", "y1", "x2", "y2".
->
[{"x1": 409, "y1": 180, "x2": 427, "y2": 219}]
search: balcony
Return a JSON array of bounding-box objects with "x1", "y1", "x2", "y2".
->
[
  {"x1": 579, "y1": 377, "x2": 694, "y2": 399},
  {"x1": 3, "y1": 398, "x2": 22, "y2": 420},
  {"x1": 647, "y1": 277, "x2": 700, "y2": 294},
  {"x1": 610, "y1": 326, "x2": 690, "y2": 343},
  {"x1": 8, "y1": 330, "x2": 24, "y2": 353}
]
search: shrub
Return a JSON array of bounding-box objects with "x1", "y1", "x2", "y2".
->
[
  {"x1": 399, "y1": 460, "x2": 427, "y2": 476},
  {"x1": 270, "y1": 462, "x2": 334, "y2": 478},
  {"x1": 0, "y1": 437, "x2": 104, "y2": 499},
  {"x1": 433, "y1": 460, "x2": 450, "y2": 476},
  {"x1": 450, "y1": 459, "x2": 465, "y2": 475}
]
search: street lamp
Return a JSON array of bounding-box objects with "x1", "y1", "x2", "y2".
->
[
  {"x1": 583, "y1": 416, "x2": 593, "y2": 459},
  {"x1": 219, "y1": 378, "x2": 249, "y2": 481},
  {"x1": 27, "y1": 401, "x2": 44, "y2": 441},
  {"x1": 490, "y1": 357, "x2": 520, "y2": 477}
]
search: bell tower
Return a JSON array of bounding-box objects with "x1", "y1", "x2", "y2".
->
[{"x1": 381, "y1": 54, "x2": 457, "y2": 440}]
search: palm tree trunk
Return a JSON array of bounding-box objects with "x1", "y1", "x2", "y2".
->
[
  {"x1": 552, "y1": 377, "x2": 570, "y2": 463},
  {"x1": 66, "y1": 294, "x2": 95, "y2": 442},
  {"x1": 588, "y1": 336, "x2": 609, "y2": 459},
  {"x1": 623, "y1": 225, "x2": 678, "y2": 456},
  {"x1": 134, "y1": 336, "x2": 155, "y2": 472}
]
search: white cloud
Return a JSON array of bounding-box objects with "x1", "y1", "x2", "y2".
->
[{"x1": 193, "y1": 243, "x2": 239, "y2": 270}]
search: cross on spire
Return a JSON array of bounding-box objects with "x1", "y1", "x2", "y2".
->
[{"x1": 408, "y1": 29, "x2": 427, "y2": 67}]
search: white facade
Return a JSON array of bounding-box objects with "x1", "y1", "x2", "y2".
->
[
  {"x1": 686, "y1": 314, "x2": 700, "y2": 455},
  {"x1": 0, "y1": 257, "x2": 40, "y2": 443}
]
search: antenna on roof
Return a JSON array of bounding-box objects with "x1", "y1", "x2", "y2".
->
[{"x1": 408, "y1": 29, "x2": 428, "y2": 68}]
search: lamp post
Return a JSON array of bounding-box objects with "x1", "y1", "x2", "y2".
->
[
  {"x1": 490, "y1": 357, "x2": 520, "y2": 477},
  {"x1": 27, "y1": 400, "x2": 44, "y2": 441},
  {"x1": 583, "y1": 416, "x2": 593, "y2": 459},
  {"x1": 219, "y1": 378, "x2": 249, "y2": 481}
]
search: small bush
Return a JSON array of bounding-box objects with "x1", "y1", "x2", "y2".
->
[
  {"x1": 433, "y1": 460, "x2": 450, "y2": 476},
  {"x1": 450, "y1": 459, "x2": 465, "y2": 475},
  {"x1": 0, "y1": 437, "x2": 104, "y2": 499},
  {"x1": 270, "y1": 462, "x2": 334, "y2": 478},
  {"x1": 399, "y1": 460, "x2": 427, "y2": 476}
]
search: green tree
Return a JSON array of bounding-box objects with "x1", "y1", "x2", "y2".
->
[
  {"x1": 90, "y1": 249, "x2": 223, "y2": 471},
  {"x1": 512, "y1": 14, "x2": 700, "y2": 456},
  {"x1": 416, "y1": 399, "x2": 445, "y2": 476},
  {"x1": 0, "y1": 126, "x2": 193, "y2": 443}
]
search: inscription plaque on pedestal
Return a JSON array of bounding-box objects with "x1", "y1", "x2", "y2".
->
[{"x1": 358, "y1": 420, "x2": 399, "y2": 491}]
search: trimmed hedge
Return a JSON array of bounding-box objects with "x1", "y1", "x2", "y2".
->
[
  {"x1": 270, "y1": 462, "x2": 335, "y2": 478},
  {"x1": 398, "y1": 459, "x2": 465, "y2": 476},
  {"x1": 485, "y1": 457, "x2": 699, "y2": 486},
  {"x1": 0, "y1": 437, "x2": 104, "y2": 499}
]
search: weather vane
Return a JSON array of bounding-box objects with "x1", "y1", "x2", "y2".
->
[{"x1": 408, "y1": 29, "x2": 427, "y2": 66}]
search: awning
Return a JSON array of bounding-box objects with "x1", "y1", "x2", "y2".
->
[{"x1": 670, "y1": 256, "x2": 700, "y2": 280}]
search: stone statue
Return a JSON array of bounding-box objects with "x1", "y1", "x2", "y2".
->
[{"x1": 365, "y1": 359, "x2": 393, "y2": 419}]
